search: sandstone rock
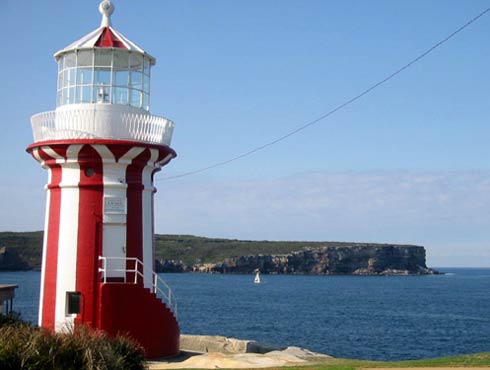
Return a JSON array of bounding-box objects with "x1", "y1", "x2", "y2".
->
[
  {"x1": 155, "y1": 259, "x2": 189, "y2": 273},
  {"x1": 149, "y1": 336, "x2": 331, "y2": 369},
  {"x1": 179, "y1": 334, "x2": 282, "y2": 354},
  {"x1": 191, "y1": 245, "x2": 438, "y2": 275}
]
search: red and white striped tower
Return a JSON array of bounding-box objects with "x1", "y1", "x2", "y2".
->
[{"x1": 27, "y1": 1, "x2": 179, "y2": 357}]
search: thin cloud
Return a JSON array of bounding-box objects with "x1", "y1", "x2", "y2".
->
[{"x1": 155, "y1": 171, "x2": 490, "y2": 266}]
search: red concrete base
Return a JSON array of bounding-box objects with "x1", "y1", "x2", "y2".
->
[{"x1": 97, "y1": 283, "x2": 180, "y2": 358}]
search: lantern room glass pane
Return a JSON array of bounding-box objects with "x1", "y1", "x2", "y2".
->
[
  {"x1": 113, "y1": 50, "x2": 129, "y2": 69},
  {"x1": 143, "y1": 74, "x2": 150, "y2": 93},
  {"x1": 113, "y1": 87, "x2": 128, "y2": 105},
  {"x1": 94, "y1": 68, "x2": 111, "y2": 85},
  {"x1": 143, "y1": 58, "x2": 150, "y2": 76},
  {"x1": 129, "y1": 54, "x2": 143, "y2": 70},
  {"x1": 68, "y1": 87, "x2": 76, "y2": 104},
  {"x1": 94, "y1": 49, "x2": 112, "y2": 67},
  {"x1": 60, "y1": 88, "x2": 66, "y2": 105},
  {"x1": 130, "y1": 70, "x2": 142, "y2": 90},
  {"x1": 63, "y1": 69, "x2": 76, "y2": 88},
  {"x1": 64, "y1": 53, "x2": 76, "y2": 68},
  {"x1": 77, "y1": 50, "x2": 93, "y2": 67},
  {"x1": 69, "y1": 69, "x2": 76, "y2": 86},
  {"x1": 130, "y1": 89, "x2": 142, "y2": 108},
  {"x1": 114, "y1": 70, "x2": 129, "y2": 86},
  {"x1": 58, "y1": 72, "x2": 63, "y2": 89},
  {"x1": 142, "y1": 93, "x2": 149, "y2": 111},
  {"x1": 77, "y1": 68, "x2": 93, "y2": 85},
  {"x1": 78, "y1": 85, "x2": 92, "y2": 103}
]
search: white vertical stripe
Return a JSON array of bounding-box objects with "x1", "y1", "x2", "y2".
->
[
  {"x1": 93, "y1": 145, "x2": 144, "y2": 278},
  {"x1": 54, "y1": 145, "x2": 82, "y2": 331},
  {"x1": 93, "y1": 145, "x2": 125, "y2": 278},
  {"x1": 32, "y1": 148, "x2": 52, "y2": 326},
  {"x1": 38, "y1": 167, "x2": 52, "y2": 326},
  {"x1": 142, "y1": 148, "x2": 159, "y2": 287}
]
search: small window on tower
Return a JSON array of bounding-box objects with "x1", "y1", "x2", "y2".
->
[{"x1": 66, "y1": 292, "x2": 81, "y2": 315}]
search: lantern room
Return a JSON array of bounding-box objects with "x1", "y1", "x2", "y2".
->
[
  {"x1": 53, "y1": 0, "x2": 155, "y2": 111},
  {"x1": 55, "y1": 48, "x2": 152, "y2": 110},
  {"x1": 31, "y1": 0, "x2": 174, "y2": 147}
]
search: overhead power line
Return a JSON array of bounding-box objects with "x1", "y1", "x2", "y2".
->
[{"x1": 158, "y1": 6, "x2": 490, "y2": 181}]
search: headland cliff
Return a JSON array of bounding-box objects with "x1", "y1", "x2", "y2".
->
[
  {"x1": 157, "y1": 244, "x2": 437, "y2": 275},
  {"x1": 0, "y1": 232, "x2": 437, "y2": 275}
]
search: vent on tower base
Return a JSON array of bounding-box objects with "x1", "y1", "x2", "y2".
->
[{"x1": 66, "y1": 292, "x2": 82, "y2": 315}]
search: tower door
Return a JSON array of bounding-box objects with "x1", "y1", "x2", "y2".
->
[{"x1": 102, "y1": 224, "x2": 126, "y2": 281}]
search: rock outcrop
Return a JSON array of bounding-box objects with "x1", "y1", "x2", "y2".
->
[
  {"x1": 0, "y1": 247, "x2": 31, "y2": 271},
  {"x1": 155, "y1": 259, "x2": 188, "y2": 273},
  {"x1": 149, "y1": 335, "x2": 332, "y2": 369},
  {"x1": 189, "y1": 245, "x2": 437, "y2": 275},
  {"x1": 179, "y1": 335, "x2": 282, "y2": 354}
]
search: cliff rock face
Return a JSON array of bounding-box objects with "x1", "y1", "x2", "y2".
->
[
  {"x1": 191, "y1": 245, "x2": 436, "y2": 275},
  {"x1": 155, "y1": 259, "x2": 188, "y2": 273},
  {"x1": 0, "y1": 247, "x2": 31, "y2": 271}
]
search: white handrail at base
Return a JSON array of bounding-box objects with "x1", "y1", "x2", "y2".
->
[{"x1": 98, "y1": 256, "x2": 177, "y2": 317}]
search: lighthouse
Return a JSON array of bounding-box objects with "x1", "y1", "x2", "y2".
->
[{"x1": 27, "y1": 1, "x2": 179, "y2": 357}]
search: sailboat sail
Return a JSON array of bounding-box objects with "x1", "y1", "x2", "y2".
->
[{"x1": 254, "y1": 271, "x2": 261, "y2": 284}]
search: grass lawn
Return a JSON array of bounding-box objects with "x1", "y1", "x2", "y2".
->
[{"x1": 269, "y1": 352, "x2": 490, "y2": 370}]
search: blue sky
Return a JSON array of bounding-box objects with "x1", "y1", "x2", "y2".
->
[{"x1": 0, "y1": 1, "x2": 489, "y2": 267}]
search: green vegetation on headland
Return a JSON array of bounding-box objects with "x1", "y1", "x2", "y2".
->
[
  {"x1": 0, "y1": 231, "x2": 43, "y2": 270},
  {"x1": 154, "y1": 234, "x2": 368, "y2": 266}
]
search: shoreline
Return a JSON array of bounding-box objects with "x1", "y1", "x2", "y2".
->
[
  {"x1": 148, "y1": 335, "x2": 332, "y2": 369},
  {"x1": 148, "y1": 335, "x2": 490, "y2": 369}
]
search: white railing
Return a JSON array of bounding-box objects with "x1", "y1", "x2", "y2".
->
[
  {"x1": 31, "y1": 105, "x2": 174, "y2": 146},
  {"x1": 98, "y1": 256, "x2": 177, "y2": 317}
]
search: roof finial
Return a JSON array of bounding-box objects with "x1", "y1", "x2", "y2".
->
[{"x1": 99, "y1": 0, "x2": 115, "y2": 27}]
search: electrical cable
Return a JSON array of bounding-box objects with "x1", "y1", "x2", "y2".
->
[{"x1": 158, "y1": 6, "x2": 490, "y2": 181}]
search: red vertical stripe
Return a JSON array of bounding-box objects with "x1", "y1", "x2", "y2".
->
[
  {"x1": 75, "y1": 145, "x2": 104, "y2": 327},
  {"x1": 125, "y1": 149, "x2": 150, "y2": 283},
  {"x1": 41, "y1": 164, "x2": 62, "y2": 330}
]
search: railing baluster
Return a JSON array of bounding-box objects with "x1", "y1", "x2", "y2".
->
[
  {"x1": 31, "y1": 110, "x2": 174, "y2": 146},
  {"x1": 134, "y1": 259, "x2": 138, "y2": 284}
]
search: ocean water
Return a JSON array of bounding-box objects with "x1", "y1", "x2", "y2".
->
[{"x1": 1, "y1": 268, "x2": 489, "y2": 361}]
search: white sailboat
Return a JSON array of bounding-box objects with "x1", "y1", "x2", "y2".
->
[{"x1": 254, "y1": 271, "x2": 261, "y2": 284}]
